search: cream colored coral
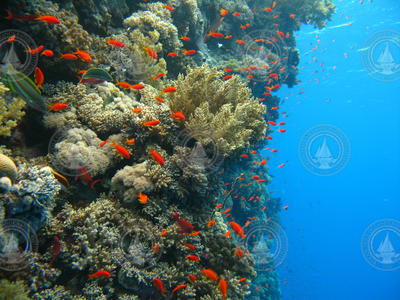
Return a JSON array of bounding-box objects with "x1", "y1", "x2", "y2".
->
[
  {"x1": 168, "y1": 65, "x2": 266, "y2": 156},
  {"x1": 0, "y1": 82, "x2": 26, "y2": 137},
  {"x1": 111, "y1": 162, "x2": 154, "y2": 204},
  {"x1": 0, "y1": 153, "x2": 18, "y2": 181}
]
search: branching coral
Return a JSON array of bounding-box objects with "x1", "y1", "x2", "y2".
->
[
  {"x1": 168, "y1": 65, "x2": 266, "y2": 157},
  {"x1": 0, "y1": 82, "x2": 26, "y2": 137}
]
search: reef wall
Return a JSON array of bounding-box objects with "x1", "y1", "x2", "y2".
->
[{"x1": 0, "y1": 0, "x2": 334, "y2": 299}]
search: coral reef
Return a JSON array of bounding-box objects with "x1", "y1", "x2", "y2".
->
[
  {"x1": 0, "y1": 0, "x2": 336, "y2": 298},
  {"x1": 0, "y1": 83, "x2": 26, "y2": 137},
  {"x1": 168, "y1": 65, "x2": 266, "y2": 157},
  {"x1": 0, "y1": 279, "x2": 30, "y2": 300}
]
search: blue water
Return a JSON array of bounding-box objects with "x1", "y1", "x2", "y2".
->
[{"x1": 264, "y1": 0, "x2": 400, "y2": 299}]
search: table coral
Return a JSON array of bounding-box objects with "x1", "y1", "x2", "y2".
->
[
  {"x1": 168, "y1": 65, "x2": 266, "y2": 157},
  {"x1": 0, "y1": 82, "x2": 26, "y2": 137}
]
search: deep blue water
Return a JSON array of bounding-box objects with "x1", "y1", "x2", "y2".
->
[{"x1": 265, "y1": 0, "x2": 400, "y2": 299}]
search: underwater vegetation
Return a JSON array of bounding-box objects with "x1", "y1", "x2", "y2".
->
[{"x1": 0, "y1": 0, "x2": 334, "y2": 299}]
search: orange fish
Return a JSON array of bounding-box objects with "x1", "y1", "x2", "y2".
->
[
  {"x1": 202, "y1": 269, "x2": 219, "y2": 281},
  {"x1": 219, "y1": 279, "x2": 228, "y2": 299},
  {"x1": 180, "y1": 37, "x2": 191, "y2": 41},
  {"x1": 149, "y1": 149, "x2": 164, "y2": 166},
  {"x1": 145, "y1": 47, "x2": 158, "y2": 59},
  {"x1": 130, "y1": 84, "x2": 145, "y2": 90},
  {"x1": 116, "y1": 81, "x2": 133, "y2": 89},
  {"x1": 152, "y1": 73, "x2": 165, "y2": 80},
  {"x1": 236, "y1": 40, "x2": 246, "y2": 45},
  {"x1": 40, "y1": 49, "x2": 54, "y2": 57},
  {"x1": 34, "y1": 67, "x2": 44, "y2": 89},
  {"x1": 272, "y1": 1, "x2": 277, "y2": 8},
  {"x1": 171, "y1": 112, "x2": 186, "y2": 121},
  {"x1": 225, "y1": 35, "x2": 233, "y2": 39},
  {"x1": 49, "y1": 102, "x2": 68, "y2": 111},
  {"x1": 167, "y1": 52, "x2": 178, "y2": 57},
  {"x1": 113, "y1": 143, "x2": 131, "y2": 159},
  {"x1": 171, "y1": 284, "x2": 186, "y2": 295},
  {"x1": 190, "y1": 231, "x2": 201, "y2": 236},
  {"x1": 126, "y1": 138, "x2": 135, "y2": 144},
  {"x1": 188, "y1": 274, "x2": 197, "y2": 282},
  {"x1": 74, "y1": 50, "x2": 92, "y2": 62},
  {"x1": 161, "y1": 230, "x2": 168, "y2": 237},
  {"x1": 232, "y1": 12, "x2": 241, "y2": 17},
  {"x1": 153, "y1": 278, "x2": 167, "y2": 294},
  {"x1": 99, "y1": 140, "x2": 109, "y2": 147},
  {"x1": 183, "y1": 243, "x2": 196, "y2": 251},
  {"x1": 164, "y1": 5, "x2": 174, "y2": 11},
  {"x1": 229, "y1": 221, "x2": 246, "y2": 238},
  {"x1": 35, "y1": 15, "x2": 60, "y2": 24},
  {"x1": 154, "y1": 96, "x2": 164, "y2": 103},
  {"x1": 26, "y1": 45, "x2": 44, "y2": 54},
  {"x1": 209, "y1": 32, "x2": 224, "y2": 38},
  {"x1": 223, "y1": 75, "x2": 233, "y2": 80},
  {"x1": 186, "y1": 255, "x2": 200, "y2": 262},
  {"x1": 220, "y1": 9, "x2": 229, "y2": 16},
  {"x1": 207, "y1": 220, "x2": 216, "y2": 227},
  {"x1": 7, "y1": 34, "x2": 16, "y2": 44},
  {"x1": 289, "y1": 14, "x2": 296, "y2": 18},
  {"x1": 224, "y1": 68, "x2": 234, "y2": 72},
  {"x1": 138, "y1": 192, "x2": 148, "y2": 204},
  {"x1": 60, "y1": 53, "x2": 78, "y2": 60},
  {"x1": 264, "y1": 7, "x2": 273, "y2": 12},
  {"x1": 278, "y1": 129, "x2": 286, "y2": 133},
  {"x1": 283, "y1": 205, "x2": 289, "y2": 210},
  {"x1": 132, "y1": 108, "x2": 143, "y2": 113},
  {"x1": 234, "y1": 248, "x2": 244, "y2": 258},
  {"x1": 106, "y1": 39, "x2": 125, "y2": 48},
  {"x1": 88, "y1": 270, "x2": 111, "y2": 279},
  {"x1": 278, "y1": 163, "x2": 285, "y2": 168},
  {"x1": 182, "y1": 49, "x2": 197, "y2": 55},
  {"x1": 143, "y1": 120, "x2": 161, "y2": 126},
  {"x1": 163, "y1": 86, "x2": 177, "y2": 93},
  {"x1": 238, "y1": 278, "x2": 247, "y2": 283}
]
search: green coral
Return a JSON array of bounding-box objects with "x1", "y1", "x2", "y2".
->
[
  {"x1": 0, "y1": 82, "x2": 26, "y2": 137},
  {"x1": 0, "y1": 279, "x2": 30, "y2": 300},
  {"x1": 168, "y1": 65, "x2": 266, "y2": 157}
]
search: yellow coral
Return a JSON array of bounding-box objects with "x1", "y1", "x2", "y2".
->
[
  {"x1": 168, "y1": 65, "x2": 266, "y2": 156},
  {"x1": 0, "y1": 82, "x2": 26, "y2": 137}
]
